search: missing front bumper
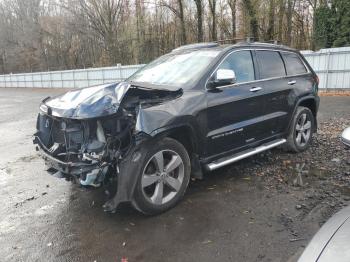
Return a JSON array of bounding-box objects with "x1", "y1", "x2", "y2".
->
[{"x1": 34, "y1": 135, "x2": 100, "y2": 176}]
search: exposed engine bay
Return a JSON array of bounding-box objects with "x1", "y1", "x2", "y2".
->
[
  {"x1": 33, "y1": 82, "x2": 183, "y2": 211},
  {"x1": 35, "y1": 112, "x2": 133, "y2": 187}
]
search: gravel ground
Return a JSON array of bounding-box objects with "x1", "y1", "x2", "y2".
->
[{"x1": 0, "y1": 88, "x2": 349, "y2": 262}]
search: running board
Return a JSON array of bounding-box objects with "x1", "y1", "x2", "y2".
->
[{"x1": 206, "y1": 138, "x2": 286, "y2": 171}]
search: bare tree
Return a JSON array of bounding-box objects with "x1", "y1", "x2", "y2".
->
[
  {"x1": 0, "y1": 0, "x2": 322, "y2": 74},
  {"x1": 227, "y1": 0, "x2": 237, "y2": 40},
  {"x1": 242, "y1": 0, "x2": 259, "y2": 40},
  {"x1": 266, "y1": 0, "x2": 275, "y2": 40},
  {"x1": 160, "y1": 0, "x2": 187, "y2": 44},
  {"x1": 208, "y1": 0, "x2": 217, "y2": 41},
  {"x1": 77, "y1": 0, "x2": 124, "y2": 64},
  {"x1": 194, "y1": 0, "x2": 203, "y2": 42},
  {"x1": 286, "y1": 0, "x2": 296, "y2": 45}
]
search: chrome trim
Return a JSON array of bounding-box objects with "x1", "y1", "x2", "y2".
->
[
  {"x1": 205, "y1": 48, "x2": 311, "y2": 90},
  {"x1": 250, "y1": 87, "x2": 262, "y2": 92},
  {"x1": 206, "y1": 138, "x2": 286, "y2": 171},
  {"x1": 288, "y1": 80, "x2": 297, "y2": 85},
  {"x1": 207, "y1": 111, "x2": 286, "y2": 137}
]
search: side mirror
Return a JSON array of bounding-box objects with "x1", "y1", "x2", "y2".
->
[{"x1": 208, "y1": 69, "x2": 236, "y2": 89}]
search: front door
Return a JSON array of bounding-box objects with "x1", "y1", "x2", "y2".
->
[{"x1": 206, "y1": 50, "x2": 269, "y2": 157}]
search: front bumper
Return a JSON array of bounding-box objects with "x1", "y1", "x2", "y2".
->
[
  {"x1": 33, "y1": 134, "x2": 99, "y2": 176},
  {"x1": 34, "y1": 131, "x2": 144, "y2": 212}
]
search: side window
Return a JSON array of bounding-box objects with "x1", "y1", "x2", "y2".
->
[
  {"x1": 281, "y1": 52, "x2": 307, "y2": 75},
  {"x1": 218, "y1": 51, "x2": 255, "y2": 83},
  {"x1": 256, "y1": 50, "x2": 286, "y2": 79}
]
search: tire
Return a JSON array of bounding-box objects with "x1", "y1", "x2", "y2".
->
[
  {"x1": 285, "y1": 106, "x2": 315, "y2": 153},
  {"x1": 132, "y1": 137, "x2": 191, "y2": 215}
]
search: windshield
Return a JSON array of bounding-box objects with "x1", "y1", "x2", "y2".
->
[{"x1": 127, "y1": 49, "x2": 220, "y2": 88}]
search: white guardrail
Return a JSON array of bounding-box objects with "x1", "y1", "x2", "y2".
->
[{"x1": 0, "y1": 47, "x2": 349, "y2": 89}]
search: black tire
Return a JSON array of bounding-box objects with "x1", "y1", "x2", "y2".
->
[
  {"x1": 132, "y1": 137, "x2": 191, "y2": 215},
  {"x1": 285, "y1": 106, "x2": 315, "y2": 153}
]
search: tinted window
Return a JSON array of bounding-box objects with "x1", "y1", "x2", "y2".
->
[
  {"x1": 256, "y1": 51, "x2": 286, "y2": 79},
  {"x1": 282, "y1": 52, "x2": 307, "y2": 75},
  {"x1": 218, "y1": 51, "x2": 255, "y2": 83}
]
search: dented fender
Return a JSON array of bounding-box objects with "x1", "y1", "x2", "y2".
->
[{"x1": 134, "y1": 90, "x2": 207, "y2": 151}]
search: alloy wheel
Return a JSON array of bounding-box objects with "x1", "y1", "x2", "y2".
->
[
  {"x1": 141, "y1": 150, "x2": 185, "y2": 205},
  {"x1": 295, "y1": 113, "x2": 312, "y2": 147}
]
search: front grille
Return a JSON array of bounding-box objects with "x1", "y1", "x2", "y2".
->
[
  {"x1": 51, "y1": 120, "x2": 65, "y2": 144},
  {"x1": 37, "y1": 113, "x2": 85, "y2": 154}
]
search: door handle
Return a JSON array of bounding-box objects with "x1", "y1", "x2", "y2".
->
[
  {"x1": 288, "y1": 80, "x2": 296, "y2": 85},
  {"x1": 250, "y1": 87, "x2": 262, "y2": 92}
]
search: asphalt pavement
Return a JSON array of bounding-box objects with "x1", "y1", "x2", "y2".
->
[{"x1": 0, "y1": 88, "x2": 349, "y2": 262}]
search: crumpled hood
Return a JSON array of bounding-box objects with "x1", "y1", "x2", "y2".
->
[{"x1": 41, "y1": 82, "x2": 130, "y2": 119}]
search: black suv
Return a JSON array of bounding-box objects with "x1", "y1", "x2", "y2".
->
[{"x1": 34, "y1": 42, "x2": 319, "y2": 214}]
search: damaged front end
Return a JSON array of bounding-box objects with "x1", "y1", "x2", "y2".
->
[
  {"x1": 33, "y1": 82, "x2": 182, "y2": 211},
  {"x1": 34, "y1": 110, "x2": 133, "y2": 186}
]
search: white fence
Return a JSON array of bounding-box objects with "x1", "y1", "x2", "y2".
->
[
  {"x1": 0, "y1": 64, "x2": 144, "y2": 89},
  {"x1": 302, "y1": 46, "x2": 350, "y2": 90},
  {"x1": 0, "y1": 47, "x2": 349, "y2": 90}
]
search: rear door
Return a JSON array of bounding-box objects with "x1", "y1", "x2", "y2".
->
[
  {"x1": 280, "y1": 51, "x2": 310, "y2": 128},
  {"x1": 206, "y1": 50, "x2": 270, "y2": 156},
  {"x1": 255, "y1": 50, "x2": 292, "y2": 135}
]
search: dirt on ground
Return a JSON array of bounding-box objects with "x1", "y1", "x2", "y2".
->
[
  {"x1": 0, "y1": 88, "x2": 349, "y2": 262},
  {"x1": 319, "y1": 90, "x2": 350, "y2": 96}
]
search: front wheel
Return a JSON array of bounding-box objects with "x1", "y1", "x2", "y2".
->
[
  {"x1": 132, "y1": 137, "x2": 191, "y2": 215},
  {"x1": 285, "y1": 106, "x2": 315, "y2": 153}
]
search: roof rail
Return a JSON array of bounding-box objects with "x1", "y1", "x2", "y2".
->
[
  {"x1": 172, "y1": 42, "x2": 219, "y2": 52},
  {"x1": 215, "y1": 37, "x2": 282, "y2": 46},
  {"x1": 172, "y1": 39, "x2": 286, "y2": 53}
]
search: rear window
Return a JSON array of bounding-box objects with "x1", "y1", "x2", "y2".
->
[
  {"x1": 256, "y1": 50, "x2": 286, "y2": 79},
  {"x1": 281, "y1": 52, "x2": 307, "y2": 75}
]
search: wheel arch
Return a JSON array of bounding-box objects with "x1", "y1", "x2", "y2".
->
[
  {"x1": 289, "y1": 96, "x2": 319, "y2": 132},
  {"x1": 153, "y1": 124, "x2": 199, "y2": 156},
  {"x1": 152, "y1": 124, "x2": 204, "y2": 179}
]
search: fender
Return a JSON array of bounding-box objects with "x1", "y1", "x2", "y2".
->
[{"x1": 134, "y1": 90, "x2": 208, "y2": 154}]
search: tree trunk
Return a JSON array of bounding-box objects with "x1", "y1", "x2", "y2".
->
[
  {"x1": 194, "y1": 0, "x2": 203, "y2": 42},
  {"x1": 286, "y1": 0, "x2": 294, "y2": 45},
  {"x1": 208, "y1": 0, "x2": 217, "y2": 41},
  {"x1": 243, "y1": 0, "x2": 259, "y2": 40},
  {"x1": 277, "y1": 0, "x2": 285, "y2": 43},
  {"x1": 177, "y1": 0, "x2": 187, "y2": 44},
  {"x1": 266, "y1": 0, "x2": 275, "y2": 41},
  {"x1": 228, "y1": 0, "x2": 236, "y2": 40}
]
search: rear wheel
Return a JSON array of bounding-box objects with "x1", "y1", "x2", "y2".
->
[
  {"x1": 285, "y1": 106, "x2": 314, "y2": 153},
  {"x1": 132, "y1": 137, "x2": 191, "y2": 215}
]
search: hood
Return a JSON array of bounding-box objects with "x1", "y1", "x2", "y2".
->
[
  {"x1": 317, "y1": 217, "x2": 350, "y2": 262},
  {"x1": 40, "y1": 82, "x2": 131, "y2": 119},
  {"x1": 40, "y1": 82, "x2": 182, "y2": 119}
]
